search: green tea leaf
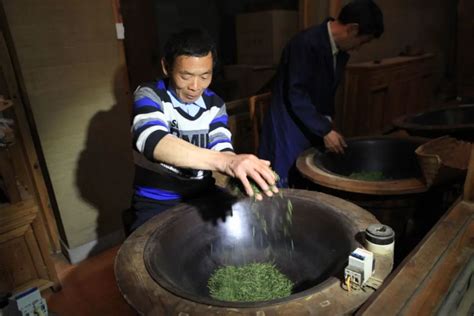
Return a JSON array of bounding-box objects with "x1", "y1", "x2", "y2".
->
[{"x1": 208, "y1": 262, "x2": 293, "y2": 302}]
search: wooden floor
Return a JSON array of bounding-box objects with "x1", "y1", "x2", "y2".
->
[{"x1": 43, "y1": 246, "x2": 136, "y2": 316}]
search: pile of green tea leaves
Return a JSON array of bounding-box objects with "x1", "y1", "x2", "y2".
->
[
  {"x1": 348, "y1": 170, "x2": 388, "y2": 181},
  {"x1": 228, "y1": 171, "x2": 280, "y2": 199},
  {"x1": 208, "y1": 262, "x2": 293, "y2": 302}
]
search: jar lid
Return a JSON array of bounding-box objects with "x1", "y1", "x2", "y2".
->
[{"x1": 365, "y1": 224, "x2": 395, "y2": 245}]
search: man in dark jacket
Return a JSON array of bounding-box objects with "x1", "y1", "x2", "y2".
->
[{"x1": 258, "y1": 0, "x2": 384, "y2": 188}]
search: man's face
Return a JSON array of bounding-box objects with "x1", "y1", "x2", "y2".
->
[
  {"x1": 163, "y1": 52, "x2": 213, "y2": 103},
  {"x1": 342, "y1": 34, "x2": 374, "y2": 52},
  {"x1": 338, "y1": 24, "x2": 374, "y2": 52}
]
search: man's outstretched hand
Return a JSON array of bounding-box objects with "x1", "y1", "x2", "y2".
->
[
  {"x1": 221, "y1": 154, "x2": 279, "y2": 200},
  {"x1": 324, "y1": 130, "x2": 347, "y2": 154}
]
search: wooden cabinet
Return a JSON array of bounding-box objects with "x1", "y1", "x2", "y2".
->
[
  {"x1": 0, "y1": 199, "x2": 59, "y2": 292},
  {"x1": 340, "y1": 54, "x2": 435, "y2": 137}
]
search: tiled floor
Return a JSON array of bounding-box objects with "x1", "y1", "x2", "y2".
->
[{"x1": 43, "y1": 246, "x2": 136, "y2": 316}]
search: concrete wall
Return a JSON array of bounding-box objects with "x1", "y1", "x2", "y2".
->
[{"x1": 3, "y1": 0, "x2": 134, "y2": 263}]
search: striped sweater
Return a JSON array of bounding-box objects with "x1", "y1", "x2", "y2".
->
[{"x1": 132, "y1": 79, "x2": 234, "y2": 201}]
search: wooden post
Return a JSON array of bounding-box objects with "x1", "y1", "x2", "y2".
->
[
  {"x1": 299, "y1": 0, "x2": 310, "y2": 30},
  {"x1": 329, "y1": 0, "x2": 342, "y2": 18},
  {"x1": 463, "y1": 144, "x2": 474, "y2": 202}
]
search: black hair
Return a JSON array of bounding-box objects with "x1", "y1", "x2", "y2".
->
[
  {"x1": 338, "y1": 0, "x2": 384, "y2": 38},
  {"x1": 162, "y1": 28, "x2": 217, "y2": 72}
]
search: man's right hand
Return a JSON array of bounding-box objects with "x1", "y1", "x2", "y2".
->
[
  {"x1": 323, "y1": 130, "x2": 347, "y2": 154},
  {"x1": 220, "y1": 153, "x2": 279, "y2": 200},
  {"x1": 153, "y1": 135, "x2": 279, "y2": 199}
]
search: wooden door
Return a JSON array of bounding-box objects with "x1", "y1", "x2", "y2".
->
[{"x1": 0, "y1": 10, "x2": 60, "y2": 292}]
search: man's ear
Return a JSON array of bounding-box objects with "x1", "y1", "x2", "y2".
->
[
  {"x1": 347, "y1": 23, "x2": 359, "y2": 36},
  {"x1": 161, "y1": 58, "x2": 169, "y2": 77}
]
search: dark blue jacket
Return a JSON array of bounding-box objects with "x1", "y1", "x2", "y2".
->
[{"x1": 258, "y1": 19, "x2": 349, "y2": 187}]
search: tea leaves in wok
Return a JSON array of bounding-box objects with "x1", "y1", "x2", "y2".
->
[{"x1": 208, "y1": 262, "x2": 293, "y2": 302}]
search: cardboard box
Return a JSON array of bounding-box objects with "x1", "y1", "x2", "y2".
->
[
  {"x1": 236, "y1": 10, "x2": 298, "y2": 65},
  {"x1": 223, "y1": 64, "x2": 276, "y2": 98}
]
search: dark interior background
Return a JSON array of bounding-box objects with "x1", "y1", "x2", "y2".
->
[{"x1": 121, "y1": 0, "x2": 297, "y2": 90}]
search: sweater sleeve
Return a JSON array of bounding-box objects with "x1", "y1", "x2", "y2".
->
[
  {"x1": 207, "y1": 103, "x2": 234, "y2": 153},
  {"x1": 131, "y1": 85, "x2": 170, "y2": 160},
  {"x1": 284, "y1": 38, "x2": 333, "y2": 137}
]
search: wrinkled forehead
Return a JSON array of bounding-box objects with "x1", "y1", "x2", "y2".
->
[
  {"x1": 172, "y1": 53, "x2": 214, "y2": 74},
  {"x1": 170, "y1": 50, "x2": 215, "y2": 67}
]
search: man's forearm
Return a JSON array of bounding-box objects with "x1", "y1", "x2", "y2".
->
[
  {"x1": 152, "y1": 134, "x2": 277, "y2": 199},
  {"x1": 152, "y1": 134, "x2": 231, "y2": 172}
]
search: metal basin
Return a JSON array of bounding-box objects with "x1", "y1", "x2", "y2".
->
[
  {"x1": 393, "y1": 104, "x2": 474, "y2": 140},
  {"x1": 115, "y1": 189, "x2": 392, "y2": 315}
]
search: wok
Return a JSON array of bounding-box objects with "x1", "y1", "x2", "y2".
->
[
  {"x1": 393, "y1": 104, "x2": 474, "y2": 140},
  {"x1": 115, "y1": 189, "x2": 393, "y2": 315}
]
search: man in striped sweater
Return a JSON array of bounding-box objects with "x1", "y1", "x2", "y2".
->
[{"x1": 128, "y1": 29, "x2": 278, "y2": 233}]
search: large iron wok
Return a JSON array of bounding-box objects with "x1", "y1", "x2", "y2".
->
[
  {"x1": 297, "y1": 136, "x2": 427, "y2": 195},
  {"x1": 393, "y1": 104, "x2": 474, "y2": 141},
  {"x1": 115, "y1": 189, "x2": 392, "y2": 315}
]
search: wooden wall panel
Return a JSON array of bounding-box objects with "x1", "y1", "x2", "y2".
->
[
  {"x1": 369, "y1": 88, "x2": 388, "y2": 133},
  {"x1": 341, "y1": 54, "x2": 435, "y2": 137}
]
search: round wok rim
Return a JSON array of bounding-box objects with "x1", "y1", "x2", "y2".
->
[
  {"x1": 392, "y1": 104, "x2": 474, "y2": 131},
  {"x1": 114, "y1": 189, "x2": 392, "y2": 315},
  {"x1": 296, "y1": 136, "x2": 428, "y2": 195}
]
